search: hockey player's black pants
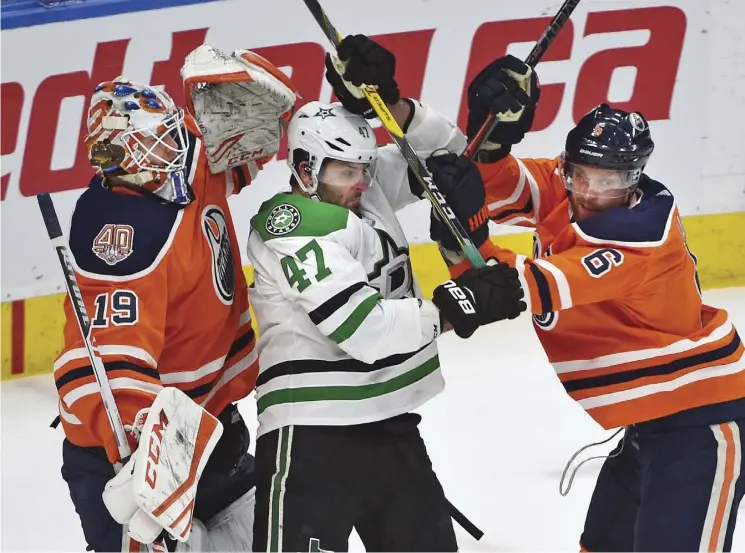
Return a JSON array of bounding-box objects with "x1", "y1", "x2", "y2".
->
[
  {"x1": 60, "y1": 404, "x2": 255, "y2": 552},
  {"x1": 581, "y1": 417, "x2": 745, "y2": 552},
  {"x1": 252, "y1": 413, "x2": 458, "y2": 552}
]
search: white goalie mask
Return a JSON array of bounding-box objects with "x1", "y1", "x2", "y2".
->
[
  {"x1": 85, "y1": 79, "x2": 192, "y2": 204},
  {"x1": 182, "y1": 44, "x2": 298, "y2": 174},
  {"x1": 287, "y1": 101, "x2": 378, "y2": 197}
]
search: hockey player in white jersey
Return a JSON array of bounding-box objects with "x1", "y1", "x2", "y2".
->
[{"x1": 246, "y1": 35, "x2": 526, "y2": 552}]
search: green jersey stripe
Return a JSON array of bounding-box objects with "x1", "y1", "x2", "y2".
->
[
  {"x1": 327, "y1": 292, "x2": 381, "y2": 344},
  {"x1": 257, "y1": 354, "x2": 440, "y2": 414},
  {"x1": 268, "y1": 426, "x2": 293, "y2": 552}
]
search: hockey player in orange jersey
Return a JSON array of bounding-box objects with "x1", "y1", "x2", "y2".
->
[
  {"x1": 427, "y1": 55, "x2": 745, "y2": 551},
  {"x1": 53, "y1": 45, "x2": 296, "y2": 551}
]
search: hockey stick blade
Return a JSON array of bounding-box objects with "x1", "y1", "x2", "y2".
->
[
  {"x1": 448, "y1": 499, "x2": 485, "y2": 541},
  {"x1": 465, "y1": 0, "x2": 581, "y2": 158},
  {"x1": 37, "y1": 192, "x2": 132, "y2": 462},
  {"x1": 301, "y1": 0, "x2": 486, "y2": 268}
]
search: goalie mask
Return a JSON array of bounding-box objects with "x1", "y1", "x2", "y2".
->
[
  {"x1": 287, "y1": 101, "x2": 378, "y2": 198},
  {"x1": 85, "y1": 79, "x2": 192, "y2": 205},
  {"x1": 182, "y1": 44, "x2": 298, "y2": 175}
]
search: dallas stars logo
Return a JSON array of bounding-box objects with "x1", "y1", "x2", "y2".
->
[
  {"x1": 314, "y1": 107, "x2": 336, "y2": 120},
  {"x1": 266, "y1": 204, "x2": 301, "y2": 236}
]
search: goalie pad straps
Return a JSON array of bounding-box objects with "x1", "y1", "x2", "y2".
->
[
  {"x1": 103, "y1": 388, "x2": 224, "y2": 544},
  {"x1": 181, "y1": 44, "x2": 298, "y2": 175}
]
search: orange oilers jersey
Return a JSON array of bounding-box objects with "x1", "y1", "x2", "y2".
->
[
  {"x1": 459, "y1": 154, "x2": 745, "y2": 429},
  {"x1": 54, "y1": 121, "x2": 259, "y2": 463}
]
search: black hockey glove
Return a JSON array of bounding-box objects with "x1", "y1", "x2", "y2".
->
[
  {"x1": 426, "y1": 152, "x2": 489, "y2": 252},
  {"x1": 325, "y1": 34, "x2": 400, "y2": 119},
  {"x1": 467, "y1": 55, "x2": 540, "y2": 160},
  {"x1": 432, "y1": 263, "x2": 527, "y2": 339}
]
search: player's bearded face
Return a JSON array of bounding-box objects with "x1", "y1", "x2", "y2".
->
[
  {"x1": 564, "y1": 163, "x2": 634, "y2": 221},
  {"x1": 317, "y1": 160, "x2": 372, "y2": 213}
]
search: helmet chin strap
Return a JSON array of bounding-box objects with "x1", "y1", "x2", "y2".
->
[
  {"x1": 291, "y1": 166, "x2": 323, "y2": 202},
  {"x1": 118, "y1": 171, "x2": 157, "y2": 186}
]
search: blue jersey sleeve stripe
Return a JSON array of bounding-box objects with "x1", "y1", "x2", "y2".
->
[
  {"x1": 528, "y1": 263, "x2": 553, "y2": 315},
  {"x1": 562, "y1": 332, "x2": 741, "y2": 393}
]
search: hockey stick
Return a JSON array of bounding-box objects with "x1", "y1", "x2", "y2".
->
[
  {"x1": 37, "y1": 192, "x2": 132, "y2": 465},
  {"x1": 301, "y1": 0, "x2": 486, "y2": 269},
  {"x1": 465, "y1": 0, "x2": 581, "y2": 159}
]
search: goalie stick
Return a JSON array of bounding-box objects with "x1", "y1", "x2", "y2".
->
[
  {"x1": 301, "y1": 0, "x2": 486, "y2": 269},
  {"x1": 465, "y1": 0, "x2": 582, "y2": 159}
]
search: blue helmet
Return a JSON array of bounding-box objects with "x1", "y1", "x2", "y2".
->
[{"x1": 565, "y1": 104, "x2": 654, "y2": 172}]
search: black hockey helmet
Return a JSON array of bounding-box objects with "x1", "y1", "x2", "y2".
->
[{"x1": 564, "y1": 103, "x2": 654, "y2": 171}]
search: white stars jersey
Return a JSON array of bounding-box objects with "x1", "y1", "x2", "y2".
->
[{"x1": 246, "y1": 101, "x2": 465, "y2": 436}]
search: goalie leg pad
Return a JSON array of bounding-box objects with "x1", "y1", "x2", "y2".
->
[
  {"x1": 204, "y1": 487, "x2": 255, "y2": 552},
  {"x1": 176, "y1": 488, "x2": 256, "y2": 552}
]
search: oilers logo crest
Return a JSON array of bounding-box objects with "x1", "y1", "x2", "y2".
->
[{"x1": 202, "y1": 206, "x2": 235, "y2": 305}]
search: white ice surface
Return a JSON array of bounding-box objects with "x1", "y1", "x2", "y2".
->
[{"x1": 2, "y1": 287, "x2": 744, "y2": 551}]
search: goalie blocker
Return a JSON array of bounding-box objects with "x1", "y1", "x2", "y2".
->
[{"x1": 62, "y1": 391, "x2": 256, "y2": 552}]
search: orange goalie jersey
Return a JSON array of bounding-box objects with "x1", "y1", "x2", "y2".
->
[
  {"x1": 54, "y1": 119, "x2": 261, "y2": 463},
  {"x1": 457, "y1": 154, "x2": 745, "y2": 429}
]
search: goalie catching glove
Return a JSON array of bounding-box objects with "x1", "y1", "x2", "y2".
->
[
  {"x1": 102, "y1": 387, "x2": 223, "y2": 545},
  {"x1": 181, "y1": 44, "x2": 298, "y2": 174},
  {"x1": 433, "y1": 262, "x2": 527, "y2": 339}
]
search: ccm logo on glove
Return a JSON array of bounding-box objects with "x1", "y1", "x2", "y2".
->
[{"x1": 145, "y1": 410, "x2": 169, "y2": 489}]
